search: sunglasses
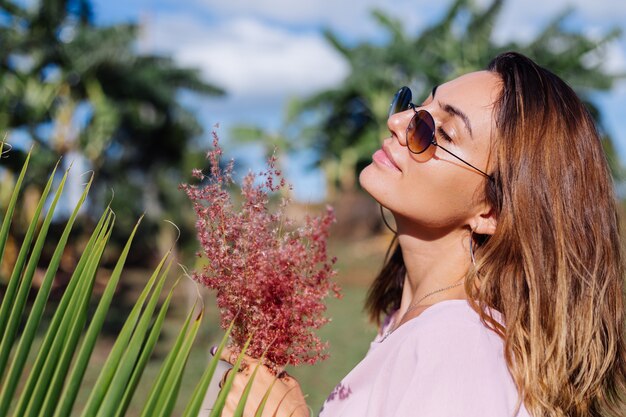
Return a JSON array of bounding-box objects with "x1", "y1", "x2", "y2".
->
[{"x1": 389, "y1": 86, "x2": 492, "y2": 180}]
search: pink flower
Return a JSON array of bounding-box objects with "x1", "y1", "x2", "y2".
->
[{"x1": 181, "y1": 132, "x2": 340, "y2": 370}]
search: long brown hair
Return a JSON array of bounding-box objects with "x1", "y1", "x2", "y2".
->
[{"x1": 365, "y1": 52, "x2": 626, "y2": 416}]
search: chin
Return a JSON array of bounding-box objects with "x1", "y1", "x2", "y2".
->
[{"x1": 359, "y1": 163, "x2": 389, "y2": 207}]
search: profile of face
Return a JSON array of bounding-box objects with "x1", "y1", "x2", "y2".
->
[{"x1": 359, "y1": 71, "x2": 501, "y2": 236}]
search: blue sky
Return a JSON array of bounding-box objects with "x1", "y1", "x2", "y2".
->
[{"x1": 88, "y1": 0, "x2": 626, "y2": 201}]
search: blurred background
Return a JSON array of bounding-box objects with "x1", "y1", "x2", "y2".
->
[{"x1": 1, "y1": 0, "x2": 625, "y2": 414}]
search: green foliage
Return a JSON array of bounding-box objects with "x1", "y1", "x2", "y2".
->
[
  {"x1": 287, "y1": 0, "x2": 624, "y2": 192},
  {"x1": 0, "y1": 0, "x2": 225, "y2": 256},
  {"x1": 0, "y1": 146, "x2": 265, "y2": 416},
  {"x1": 181, "y1": 320, "x2": 235, "y2": 417}
]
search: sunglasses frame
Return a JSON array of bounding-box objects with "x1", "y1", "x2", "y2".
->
[{"x1": 389, "y1": 87, "x2": 493, "y2": 181}]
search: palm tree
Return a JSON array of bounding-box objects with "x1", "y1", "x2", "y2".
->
[
  {"x1": 0, "y1": 0, "x2": 224, "y2": 255},
  {"x1": 287, "y1": 0, "x2": 623, "y2": 195}
]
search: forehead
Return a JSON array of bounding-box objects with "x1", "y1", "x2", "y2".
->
[{"x1": 436, "y1": 71, "x2": 501, "y2": 138}]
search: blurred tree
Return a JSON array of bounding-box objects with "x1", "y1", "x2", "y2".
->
[
  {"x1": 0, "y1": 0, "x2": 224, "y2": 260},
  {"x1": 286, "y1": 0, "x2": 624, "y2": 197}
]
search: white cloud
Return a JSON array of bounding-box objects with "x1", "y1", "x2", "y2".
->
[
  {"x1": 475, "y1": 0, "x2": 626, "y2": 75},
  {"x1": 145, "y1": 1, "x2": 626, "y2": 138},
  {"x1": 568, "y1": 0, "x2": 626, "y2": 21},
  {"x1": 165, "y1": 0, "x2": 626, "y2": 44},
  {"x1": 145, "y1": 0, "x2": 626, "y2": 98},
  {"x1": 490, "y1": 0, "x2": 626, "y2": 45},
  {"x1": 146, "y1": 13, "x2": 350, "y2": 99},
  {"x1": 186, "y1": 0, "x2": 429, "y2": 39}
]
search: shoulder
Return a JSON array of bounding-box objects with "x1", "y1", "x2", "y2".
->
[
  {"x1": 386, "y1": 301, "x2": 526, "y2": 416},
  {"x1": 378, "y1": 300, "x2": 509, "y2": 378},
  {"x1": 330, "y1": 300, "x2": 528, "y2": 417},
  {"x1": 381, "y1": 301, "x2": 515, "y2": 395}
]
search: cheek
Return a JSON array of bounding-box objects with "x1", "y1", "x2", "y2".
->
[
  {"x1": 360, "y1": 160, "x2": 484, "y2": 228},
  {"x1": 402, "y1": 169, "x2": 478, "y2": 227}
]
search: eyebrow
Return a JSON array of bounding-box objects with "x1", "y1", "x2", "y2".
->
[{"x1": 431, "y1": 85, "x2": 473, "y2": 139}]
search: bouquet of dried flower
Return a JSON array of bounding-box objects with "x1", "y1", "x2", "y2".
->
[{"x1": 181, "y1": 133, "x2": 340, "y2": 372}]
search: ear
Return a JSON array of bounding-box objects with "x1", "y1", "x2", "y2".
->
[{"x1": 468, "y1": 206, "x2": 497, "y2": 236}]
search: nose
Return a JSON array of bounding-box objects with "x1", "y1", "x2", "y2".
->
[{"x1": 387, "y1": 109, "x2": 414, "y2": 148}]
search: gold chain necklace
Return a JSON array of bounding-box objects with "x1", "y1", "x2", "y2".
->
[
  {"x1": 404, "y1": 278, "x2": 465, "y2": 315},
  {"x1": 379, "y1": 278, "x2": 465, "y2": 342}
]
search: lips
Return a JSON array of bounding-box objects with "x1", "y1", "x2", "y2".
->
[{"x1": 373, "y1": 146, "x2": 401, "y2": 171}]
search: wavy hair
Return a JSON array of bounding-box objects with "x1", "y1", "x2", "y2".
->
[{"x1": 366, "y1": 52, "x2": 626, "y2": 416}]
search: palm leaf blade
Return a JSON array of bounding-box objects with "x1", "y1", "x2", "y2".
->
[{"x1": 0, "y1": 173, "x2": 93, "y2": 415}]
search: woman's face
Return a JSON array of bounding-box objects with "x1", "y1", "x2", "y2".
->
[{"x1": 359, "y1": 70, "x2": 501, "y2": 234}]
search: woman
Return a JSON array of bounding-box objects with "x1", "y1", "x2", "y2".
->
[{"x1": 216, "y1": 52, "x2": 626, "y2": 417}]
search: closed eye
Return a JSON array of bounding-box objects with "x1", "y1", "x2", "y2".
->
[{"x1": 437, "y1": 126, "x2": 453, "y2": 143}]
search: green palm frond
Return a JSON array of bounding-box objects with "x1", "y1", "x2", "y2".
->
[
  {"x1": 0, "y1": 147, "x2": 263, "y2": 416},
  {"x1": 282, "y1": 0, "x2": 624, "y2": 192}
]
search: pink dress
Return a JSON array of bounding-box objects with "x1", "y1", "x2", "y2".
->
[{"x1": 318, "y1": 299, "x2": 530, "y2": 417}]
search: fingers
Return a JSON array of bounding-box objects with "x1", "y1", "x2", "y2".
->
[
  {"x1": 219, "y1": 364, "x2": 308, "y2": 417},
  {"x1": 220, "y1": 366, "x2": 266, "y2": 417},
  {"x1": 218, "y1": 345, "x2": 238, "y2": 365},
  {"x1": 218, "y1": 362, "x2": 258, "y2": 390},
  {"x1": 214, "y1": 346, "x2": 263, "y2": 391},
  {"x1": 218, "y1": 368, "x2": 232, "y2": 389},
  {"x1": 216, "y1": 345, "x2": 257, "y2": 371}
]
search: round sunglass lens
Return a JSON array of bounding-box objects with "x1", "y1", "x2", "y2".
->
[
  {"x1": 407, "y1": 110, "x2": 435, "y2": 154},
  {"x1": 388, "y1": 86, "x2": 412, "y2": 117}
]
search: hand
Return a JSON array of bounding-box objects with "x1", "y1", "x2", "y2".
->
[{"x1": 217, "y1": 346, "x2": 310, "y2": 417}]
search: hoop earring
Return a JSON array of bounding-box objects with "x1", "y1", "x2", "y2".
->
[
  {"x1": 379, "y1": 205, "x2": 397, "y2": 234},
  {"x1": 469, "y1": 229, "x2": 477, "y2": 267}
]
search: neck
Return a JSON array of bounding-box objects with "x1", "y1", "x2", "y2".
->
[{"x1": 395, "y1": 221, "x2": 471, "y2": 318}]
